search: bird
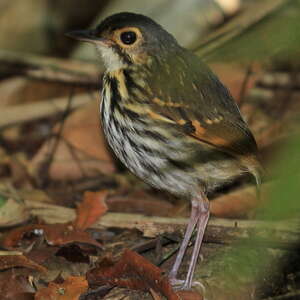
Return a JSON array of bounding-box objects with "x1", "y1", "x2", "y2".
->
[{"x1": 67, "y1": 12, "x2": 262, "y2": 290}]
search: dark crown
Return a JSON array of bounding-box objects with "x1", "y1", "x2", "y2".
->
[{"x1": 95, "y1": 12, "x2": 179, "y2": 49}]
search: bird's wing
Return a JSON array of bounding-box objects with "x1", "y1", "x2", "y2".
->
[
  {"x1": 149, "y1": 99, "x2": 257, "y2": 158},
  {"x1": 147, "y1": 53, "x2": 258, "y2": 159}
]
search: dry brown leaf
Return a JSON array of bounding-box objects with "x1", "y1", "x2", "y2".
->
[
  {"x1": 74, "y1": 190, "x2": 108, "y2": 231},
  {"x1": 29, "y1": 101, "x2": 115, "y2": 181},
  {"x1": 176, "y1": 291, "x2": 203, "y2": 300},
  {"x1": 0, "y1": 76, "x2": 77, "y2": 106},
  {"x1": 107, "y1": 190, "x2": 174, "y2": 217},
  {"x1": 0, "y1": 270, "x2": 35, "y2": 300},
  {"x1": 0, "y1": 197, "x2": 30, "y2": 228},
  {"x1": 2, "y1": 190, "x2": 110, "y2": 249},
  {"x1": 0, "y1": 77, "x2": 29, "y2": 106},
  {"x1": 2, "y1": 223, "x2": 102, "y2": 249},
  {"x1": 150, "y1": 288, "x2": 163, "y2": 300},
  {"x1": 0, "y1": 254, "x2": 47, "y2": 273},
  {"x1": 210, "y1": 183, "x2": 270, "y2": 218},
  {"x1": 26, "y1": 246, "x2": 60, "y2": 265},
  {"x1": 87, "y1": 249, "x2": 198, "y2": 300},
  {"x1": 35, "y1": 276, "x2": 88, "y2": 300}
]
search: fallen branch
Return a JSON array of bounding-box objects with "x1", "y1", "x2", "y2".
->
[
  {"x1": 0, "y1": 49, "x2": 100, "y2": 86},
  {"x1": 25, "y1": 200, "x2": 299, "y2": 249},
  {"x1": 0, "y1": 92, "x2": 98, "y2": 129}
]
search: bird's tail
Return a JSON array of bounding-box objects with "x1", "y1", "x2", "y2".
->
[{"x1": 241, "y1": 154, "x2": 265, "y2": 200}]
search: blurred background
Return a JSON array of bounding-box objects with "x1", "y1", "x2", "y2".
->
[
  {"x1": 0, "y1": 0, "x2": 300, "y2": 299},
  {"x1": 0, "y1": 0, "x2": 241, "y2": 58}
]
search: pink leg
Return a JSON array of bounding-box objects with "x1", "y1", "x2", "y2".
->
[
  {"x1": 183, "y1": 195, "x2": 209, "y2": 289},
  {"x1": 169, "y1": 199, "x2": 200, "y2": 281},
  {"x1": 169, "y1": 191, "x2": 210, "y2": 289}
]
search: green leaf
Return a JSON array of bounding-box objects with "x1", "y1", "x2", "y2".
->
[
  {"x1": 196, "y1": 0, "x2": 300, "y2": 65},
  {"x1": 0, "y1": 194, "x2": 7, "y2": 208}
]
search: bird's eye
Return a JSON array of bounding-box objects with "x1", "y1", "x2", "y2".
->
[{"x1": 120, "y1": 31, "x2": 137, "y2": 45}]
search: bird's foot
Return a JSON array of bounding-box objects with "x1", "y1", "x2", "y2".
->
[
  {"x1": 169, "y1": 277, "x2": 206, "y2": 292},
  {"x1": 169, "y1": 278, "x2": 185, "y2": 288}
]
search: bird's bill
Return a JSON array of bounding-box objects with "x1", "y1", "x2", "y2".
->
[{"x1": 65, "y1": 29, "x2": 110, "y2": 46}]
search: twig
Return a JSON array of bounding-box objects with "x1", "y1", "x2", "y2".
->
[
  {"x1": 238, "y1": 64, "x2": 253, "y2": 106},
  {"x1": 38, "y1": 89, "x2": 75, "y2": 187}
]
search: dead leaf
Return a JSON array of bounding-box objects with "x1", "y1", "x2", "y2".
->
[
  {"x1": 87, "y1": 249, "x2": 194, "y2": 300},
  {"x1": 20, "y1": 188, "x2": 53, "y2": 203},
  {"x1": 26, "y1": 246, "x2": 60, "y2": 265},
  {"x1": 2, "y1": 190, "x2": 107, "y2": 249},
  {"x1": 29, "y1": 101, "x2": 115, "y2": 181},
  {"x1": 0, "y1": 76, "x2": 82, "y2": 106},
  {"x1": 44, "y1": 223, "x2": 102, "y2": 249},
  {"x1": 0, "y1": 270, "x2": 35, "y2": 299},
  {"x1": 0, "y1": 196, "x2": 30, "y2": 228},
  {"x1": 176, "y1": 291, "x2": 203, "y2": 300},
  {"x1": 150, "y1": 288, "x2": 163, "y2": 300},
  {"x1": 2, "y1": 223, "x2": 102, "y2": 249},
  {"x1": 35, "y1": 276, "x2": 88, "y2": 300},
  {"x1": 0, "y1": 253, "x2": 47, "y2": 273},
  {"x1": 74, "y1": 190, "x2": 108, "y2": 231}
]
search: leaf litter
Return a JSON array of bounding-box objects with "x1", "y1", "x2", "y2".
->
[
  {"x1": 2, "y1": 191, "x2": 108, "y2": 249},
  {"x1": 35, "y1": 276, "x2": 88, "y2": 300},
  {"x1": 0, "y1": 191, "x2": 106, "y2": 299},
  {"x1": 87, "y1": 249, "x2": 202, "y2": 300},
  {"x1": 1, "y1": 2, "x2": 300, "y2": 298},
  {"x1": 0, "y1": 188, "x2": 202, "y2": 299}
]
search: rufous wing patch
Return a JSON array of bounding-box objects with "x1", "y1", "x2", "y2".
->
[
  {"x1": 176, "y1": 119, "x2": 233, "y2": 150},
  {"x1": 191, "y1": 119, "x2": 233, "y2": 148}
]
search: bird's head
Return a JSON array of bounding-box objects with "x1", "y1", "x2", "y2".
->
[{"x1": 67, "y1": 12, "x2": 180, "y2": 72}]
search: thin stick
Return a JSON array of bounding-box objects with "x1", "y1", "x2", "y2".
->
[
  {"x1": 0, "y1": 49, "x2": 100, "y2": 86},
  {"x1": 0, "y1": 92, "x2": 97, "y2": 129}
]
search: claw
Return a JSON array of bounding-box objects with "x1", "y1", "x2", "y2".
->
[{"x1": 169, "y1": 277, "x2": 206, "y2": 292}]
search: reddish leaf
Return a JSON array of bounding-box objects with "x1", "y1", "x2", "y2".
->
[
  {"x1": 26, "y1": 246, "x2": 60, "y2": 265},
  {"x1": 43, "y1": 223, "x2": 102, "y2": 248},
  {"x1": 0, "y1": 254, "x2": 47, "y2": 273},
  {"x1": 35, "y1": 276, "x2": 88, "y2": 300},
  {"x1": 87, "y1": 249, "x2": 199, "y2": 300},
  {"x1": 2, "y1": 223, "x2": 102, "y2": 249},
  {"x1": 74, "y1": 190, "x2": 108, "y2": 230}
]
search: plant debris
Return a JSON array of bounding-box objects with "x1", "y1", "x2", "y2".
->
[
  {"x1": 0, "y1": 253, "x2": 47, "y2": 273},
  {"x1": 35, "y1": 276, "x2": 88, "y2": 300},
  {"x1": 87, "y1": 249, "x2": 203, "y2": 300}
]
